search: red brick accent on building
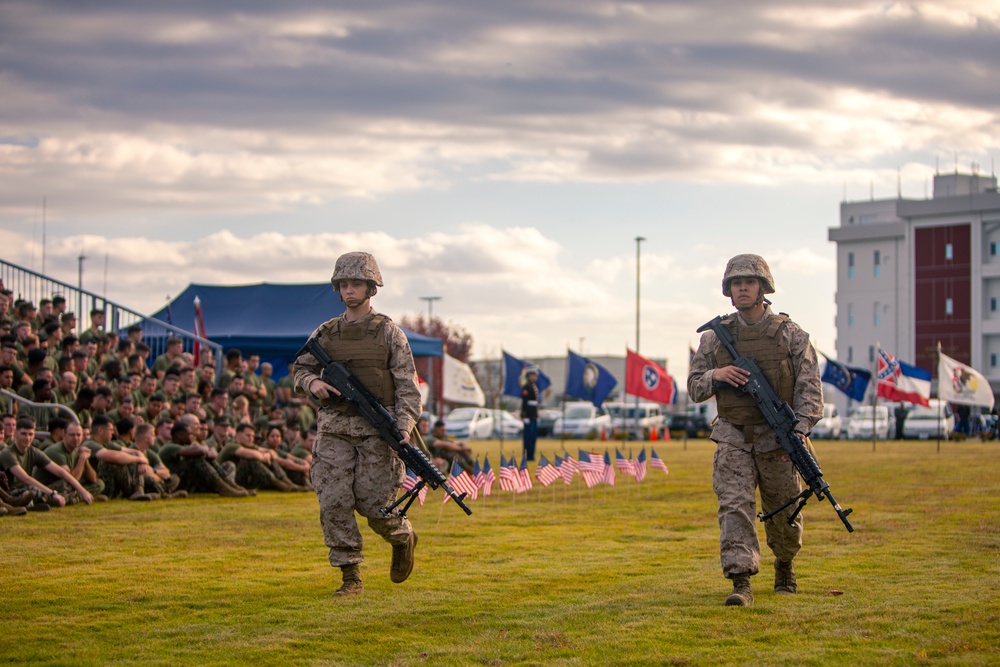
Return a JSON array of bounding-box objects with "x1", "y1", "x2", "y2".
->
[{"x1": 914, "y1": 225, "x2": 970, "y2": 376}]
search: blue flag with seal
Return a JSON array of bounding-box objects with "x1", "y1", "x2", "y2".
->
[
  {"x1": 502, "y1": 350, "x2": 552, "y2": 398},
  {"x1": 820, "y1": 352, "x2": 871, "y2": 402},
  {"x1": 565, "y1": 350, "x2": 618, "y2": 407}
]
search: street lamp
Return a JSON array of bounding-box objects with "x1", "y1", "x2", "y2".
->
[
  {"x1": 419, "y1": 296, "x2": 442, "y2": 416},
  {"x1": 635, "y1": 236, "x2": 645, "y2": 353}
]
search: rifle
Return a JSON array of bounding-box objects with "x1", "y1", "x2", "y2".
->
[
  {"x1": 697, "y1": 316, "x2": 854, "y2": 532},
  {"x1": 298, "y1": 337, "x2": 472, "y2": 517}
]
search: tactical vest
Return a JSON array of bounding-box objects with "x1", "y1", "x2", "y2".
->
[
  {"x1": 317, "y1": 314, "x2": 396, "y2": 413},
  {"x1": 715, "y1": 313, "x2": 794, "y2": 425}
]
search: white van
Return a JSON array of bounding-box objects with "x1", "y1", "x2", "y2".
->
[{"x1": 902, "y1": 399, "x2": 954, "y2": 440}]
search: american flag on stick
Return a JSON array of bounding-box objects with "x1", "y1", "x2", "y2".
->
[
  {"x1": 615, "y1": 448, "x2": 636, "y2": 478},
  {"x1": 443, "y1": 460, "x2": 478, "y2": 503},
  {"x1": 498, "y1": 454, "x2": 520, "y2": 492},
  {"x1": 577, "y1": 450, "x2": 603, "y2": 488},
  {"x1": 401, "y1": 468, "x2": 427, "y2": 506},
  {"x1": 518, "y1": 455, "x2": 533, "y2": 492},
  {"x1": 650, "y1": 447, "x2": 669, "y2": 475},
  {"x1": 559, "y1": 453, "x2": 578, "y2": 485},
  {"x1": 634, "y1": 448, "x2": 647, "y2": 483},
  {"x1": 480, "y1": 455, "x2": 496, "y2": 496},
  {"x1": 535, "y1": 454, "x2": 561, "y2": 487},
  {"x1": 602, "y1": 451, "x2": 616, "y2": 486}
]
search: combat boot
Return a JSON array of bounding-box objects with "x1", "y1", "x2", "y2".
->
[
  {"x1": 0, "y1": 500, "x2": 27, "y2": 516},
  {"x1": 725, "y1": 573, "x2": 754, "y2": 606},
  {"x1": 774, "y1": 559, "x2": 797, "y2": 594},
  {"x1": 334, "y1": 564, "x2": 363, "y2": 596},
  {"x1": 0, "y1": 487, "x2": 34, "y2": 507},
  {"x1": 390, "y1": 532, "x2": 417, "y2": 583},
  {"x1": 213, "y1": 478, "x2": 250, "y2": 497}
]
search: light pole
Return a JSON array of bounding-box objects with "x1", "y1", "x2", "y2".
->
[
  {"x1": 419, "y1": 296, "x2": 442, "y2": 416},
  {"x1": 635, "y1": 236, "x2": 645, "y2": 353},
  {"x1": 77, "y1": 254, "x2": 87, "y2": 330}
]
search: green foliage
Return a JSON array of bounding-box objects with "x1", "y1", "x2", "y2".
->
[{"x1": 3, "y1": 440, "x2": 999, "y2": 666}]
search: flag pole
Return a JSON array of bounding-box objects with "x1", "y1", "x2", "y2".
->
[
  {"x1": 873, "y1": 342, "x2": 880, "y2": 453},
  {"x1": 936, "y1": 341, "x2": 942, "y2": 454}
]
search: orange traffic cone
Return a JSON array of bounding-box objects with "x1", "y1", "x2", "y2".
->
[
  {"x1": 600, "y1": 427, "x2": 607, "y2": 441},
  {"x1": 663, "y1": 427, "x2": 671, "y2": 441},
  {"x1": 649, "y1": 427, "x2": 658, "y2": 442}
]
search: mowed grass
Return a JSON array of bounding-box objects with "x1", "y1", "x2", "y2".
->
[{"x1": 2, "y1": 438, "x2": 999, "y2": 667}]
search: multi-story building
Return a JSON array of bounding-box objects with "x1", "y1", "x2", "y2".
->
[{"x1": 828, "y1": 170, "x2": 1000, "y2": 410}]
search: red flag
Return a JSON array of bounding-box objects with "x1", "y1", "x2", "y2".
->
[
  {"x1": 625, "y1": 349, "x2": 674, "y2": 404},
  {"x1": 193, "y1": 295, "x2": 208, "y2": 366}
]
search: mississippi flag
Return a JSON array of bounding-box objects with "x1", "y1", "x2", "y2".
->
[
  {"x1": 401, "y1": 468, "x2": 427, "y2": 506},
  {"x1": 444, "y1": 460, "x2": 478, "y2": 504},
  {"x1": 577, "y1": 450, "x2": 603, "y2": 488},
  {"x1": 877, "y1": 349, "x2": 931, "y2": 407},
  {"x1": 559, "y1": 453, "x2": 578, "y2": 485},
  {"x1": 615, "y1": 448, "x2": 636, "y2": 478},
  {"x1": 650, "y1": 447, "x2": 669, "y2": 475},
  {"x1": 602, "y1": 451, "x2": 616, "y2": 486},
  {"x1": 518, "y1": 455, "x2": 533, "y2": 492},
  {"x1": 634, "y1": 448, "x2": 647, "y2": 482},
  {"x1": 535, "y1": 454, "x2": 561, "y2": 487},
  {"x1": 498, "y1": 454, "x2": 520, "y2": 492},
  {"x1": 625, "y1": 349, "x2": 675, "y2": 404}
]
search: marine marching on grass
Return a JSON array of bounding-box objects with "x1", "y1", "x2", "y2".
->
[{"x1": 689, "y1": 253, "x2": 852, "y2": 608}]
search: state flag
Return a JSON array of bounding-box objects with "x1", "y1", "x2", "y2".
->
[
  {"x1": 625, "y1": 349, "x2": 674, "y2": 404},
  {"x1": 877, "y1": 348, "x2": 931, "y2": 407}
]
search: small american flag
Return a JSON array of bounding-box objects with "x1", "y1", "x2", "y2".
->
[
  {"x1": 615, "y1": 448, "x2": 636, "y2": 477},
  {"x1": 498, "y1": 454, "x2": 520, "y2": 492},
  {"x1": 535, "y1": 454, "x2": 561, "y2": 487},
  {"x1": 518, "y1": 455, "x2": 533, "y2": 492},
  {"x1": 602, "y1": 451, "x2": 616, "y2": 486},
  {"x1": 444, "y1": 460, "x2": 478, "y2": 503},
  {"x1": 650, "y1": 447, "x2": 669, "y2": 475},
  {"x1": 634, "y1": 448, "x2": 647, "y2": 483},
  {"x1": 401, "y1": 467, "x2": 427, "y2": 506},
  {"x1": 473, "y1": 457, "x2": 483, "y2": 488},
  {"x1": 481, "y1": 455, "x2": 496, "y2": 496},
  {"x1": 559, "y1": 453, "x2": 578, "y2": 485},
  {"x1": 577, "y1": 450, "x2": 603, "y2": 488}
]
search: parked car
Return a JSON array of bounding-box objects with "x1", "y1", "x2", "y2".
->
[
  {"x1": 605, "y1": 401, "x2": 664, "y2": 439},
  {"x1": 492, "y1": 410, "x2": 524, "y2": 438},
  {"x1": 444, "y1": 407, "x2": 494, "y2": 440},
  {"x1": 537, "y1": 409, "x2": 561, "y2": 438},
  {"x1": 667, "y1": 414, "x2": 712, "y2": 439},
  {"x1": 553, "y1": 402, "x2": 612, "y2": 439},
  {"x1": 902, "y1": 399, "x2": 954, "y2": 440},
  {"x1": 811, "y1": 403, "x2": 843, "y2": 439},
  {"x1": 846, "y1": 405, "x2": 893, "y2": 440}
]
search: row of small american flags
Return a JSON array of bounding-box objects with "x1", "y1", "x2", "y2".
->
[{"x1": 402, "y1": 448, "x2": 670, "y2": 506}]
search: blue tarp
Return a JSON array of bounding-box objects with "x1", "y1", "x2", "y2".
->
[{"x1": 149, "y1": 283, "x2": 443, "y2": 378}]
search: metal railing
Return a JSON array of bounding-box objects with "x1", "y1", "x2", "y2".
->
[
  {"x1": 1, "y1": 388, "x2": 80, "y2": 436},
  {"x1": 0, "y1": 258, "x2": 223, "y2": 375}
]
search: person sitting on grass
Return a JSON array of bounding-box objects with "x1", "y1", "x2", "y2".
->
[
  {"x1": 132, "y1": 422, "x2": 186, "y2": 499},
  {"x1": 84, "y1": 414, "x2": 158, "y2": 501},
  {"x1": 262, "y1": 425, "x2": 310, "y2": 483},
  {"x1": 36, "y1": 421, "x2": 108, "y2": 503},
  {"x1": 156, "y1": 420, "x2": 253, "y2": 498},
  {"x1": 426, "y1": 420, "x2": 475, "y2": 474},
  {"x1": 0, "y1": 417, "x2": 94, "y2": 511},
  {"x1": 219, "y1": 423, "x2": 306, "y2": 492}
]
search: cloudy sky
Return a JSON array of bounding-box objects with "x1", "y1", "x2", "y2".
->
[{"x1": 2, "y1": 1, "x2": 998, "y2": 376}]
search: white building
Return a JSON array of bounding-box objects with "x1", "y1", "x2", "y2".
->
[{"x1": 828, "y1": 170, "x2": 1000, "y2": 412}]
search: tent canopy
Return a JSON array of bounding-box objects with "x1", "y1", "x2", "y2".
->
[{"x1": 149, "y1": 283, "x2": 443, "y2": 378}]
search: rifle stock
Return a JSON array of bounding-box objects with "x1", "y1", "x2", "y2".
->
[
  {"x1": 697, "y1": 316, "x2": 854, "y2": 532},
  {"x1": 298, "y1": 337, "x2": 472, "y2": 517}
]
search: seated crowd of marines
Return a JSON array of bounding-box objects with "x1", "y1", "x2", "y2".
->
[{"x1": 0, "y1": 291, "x2": 318, "y2": 516}]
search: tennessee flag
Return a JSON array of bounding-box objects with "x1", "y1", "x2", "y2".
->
[{"x1": 625, "y1": 349, "x2": 674, "y2": 404}]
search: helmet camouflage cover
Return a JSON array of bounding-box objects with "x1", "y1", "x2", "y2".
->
[
  {"x1": 722, "y1": 254, "x2": 775, "y2": 296},
  {"x1": 331, "y1": 251, "x2": 384, "y2": 288}
]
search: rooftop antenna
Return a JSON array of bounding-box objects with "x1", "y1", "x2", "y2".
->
[
  {"x1": 954, "y1": 152, "x2": 958, "y2": 174},
  {"x1": 935, "y1": 155, "x2": 939, "y2": 175},
  {"x1": 870, "y1": 179, "x2": 874, "y2": 201},
  {"x1": 897, "y1": 167, "x2": 901, "y2": 199},
  {"x1": 842, "y1": 181, "x2": 847, "y2": 202},
  {"x1": 41, "y1": 196, "x2": 46, "y2": 275}
]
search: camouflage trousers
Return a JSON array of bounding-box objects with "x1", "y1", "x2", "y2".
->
[
  {"x1": 50, "y1": 478, "x2": 106, "y2": 505},
  {"x1": 96, "y1": 460, "x2": 141, "y2": 499},
  {"x1": 713, "y1": 440, "x2": 803, "y2": 578},
  {"x1": 311, "y1": 433, "x2": 411, "y2": 568},
  {"x1": 142, "y1": 474, "x2": 182, "y2": 496},
  {"x1": 175, "y1": 457, "x2": 227, "y2": 493},
  {"x1": 235, "y1": 458, "x2": 286, "y2": 490}
]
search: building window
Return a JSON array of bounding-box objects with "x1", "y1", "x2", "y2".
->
[
  {"x1": 993, "y1": 353, "x2": 999, "y2": 368},
  {"x1": 874, "y1": 250, "x2": 881, "y2": 278},
  {"x1": 945, "y1": 298, "x2": 954, "y2": 316},
  {"x1": 847, "y1": 346, "x2": 853, "y2": 363},
  {"x1": 848, "y1": 303, "x2": 854, "y2": 327},
  {"x1": 945, "y1": 243, "x2": 953, "y2": 261},
  {"x1": 992, "y1": 242, "x2": 998, "y2": 256},
  {"x1": 869, "y1": 346, "x2": 875, "y2": 363},
  {"x1": 992, "y1": 297, "x2": 998, "y2": 312},
  {"x1": 847, "y1": 252, "x2": 854, "y2": 280},
  {"x1": 874, "y1": 301, "x2": 881, "y2": 326}
]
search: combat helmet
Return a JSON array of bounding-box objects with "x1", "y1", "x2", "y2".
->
[
  {"x1": 722, "y1": 254, "x2": 775, "y2": 297},
  {"x1": 331, "y1": 252, "x2": 384, "y2": 289}
]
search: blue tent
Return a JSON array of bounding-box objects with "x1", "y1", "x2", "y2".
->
[{"x1": 150, "y1": 283, "x2": 442, "y2": 378}]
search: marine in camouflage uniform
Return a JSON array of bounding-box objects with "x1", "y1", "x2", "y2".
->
[
  {"x1": 291, "y1": 251, "x2": 421, "y2": 596},
  {"x1": 688, "y1": 254, "x2": 823, "y2": 606}
]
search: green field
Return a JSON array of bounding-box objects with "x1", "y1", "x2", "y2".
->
[{"x1": 3, "y1": 438, "x2": 998, "y2": 666}]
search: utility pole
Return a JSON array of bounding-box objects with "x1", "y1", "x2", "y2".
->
[{"x1": 419, "y1": 296, "x2": 442, "y2": 416}]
